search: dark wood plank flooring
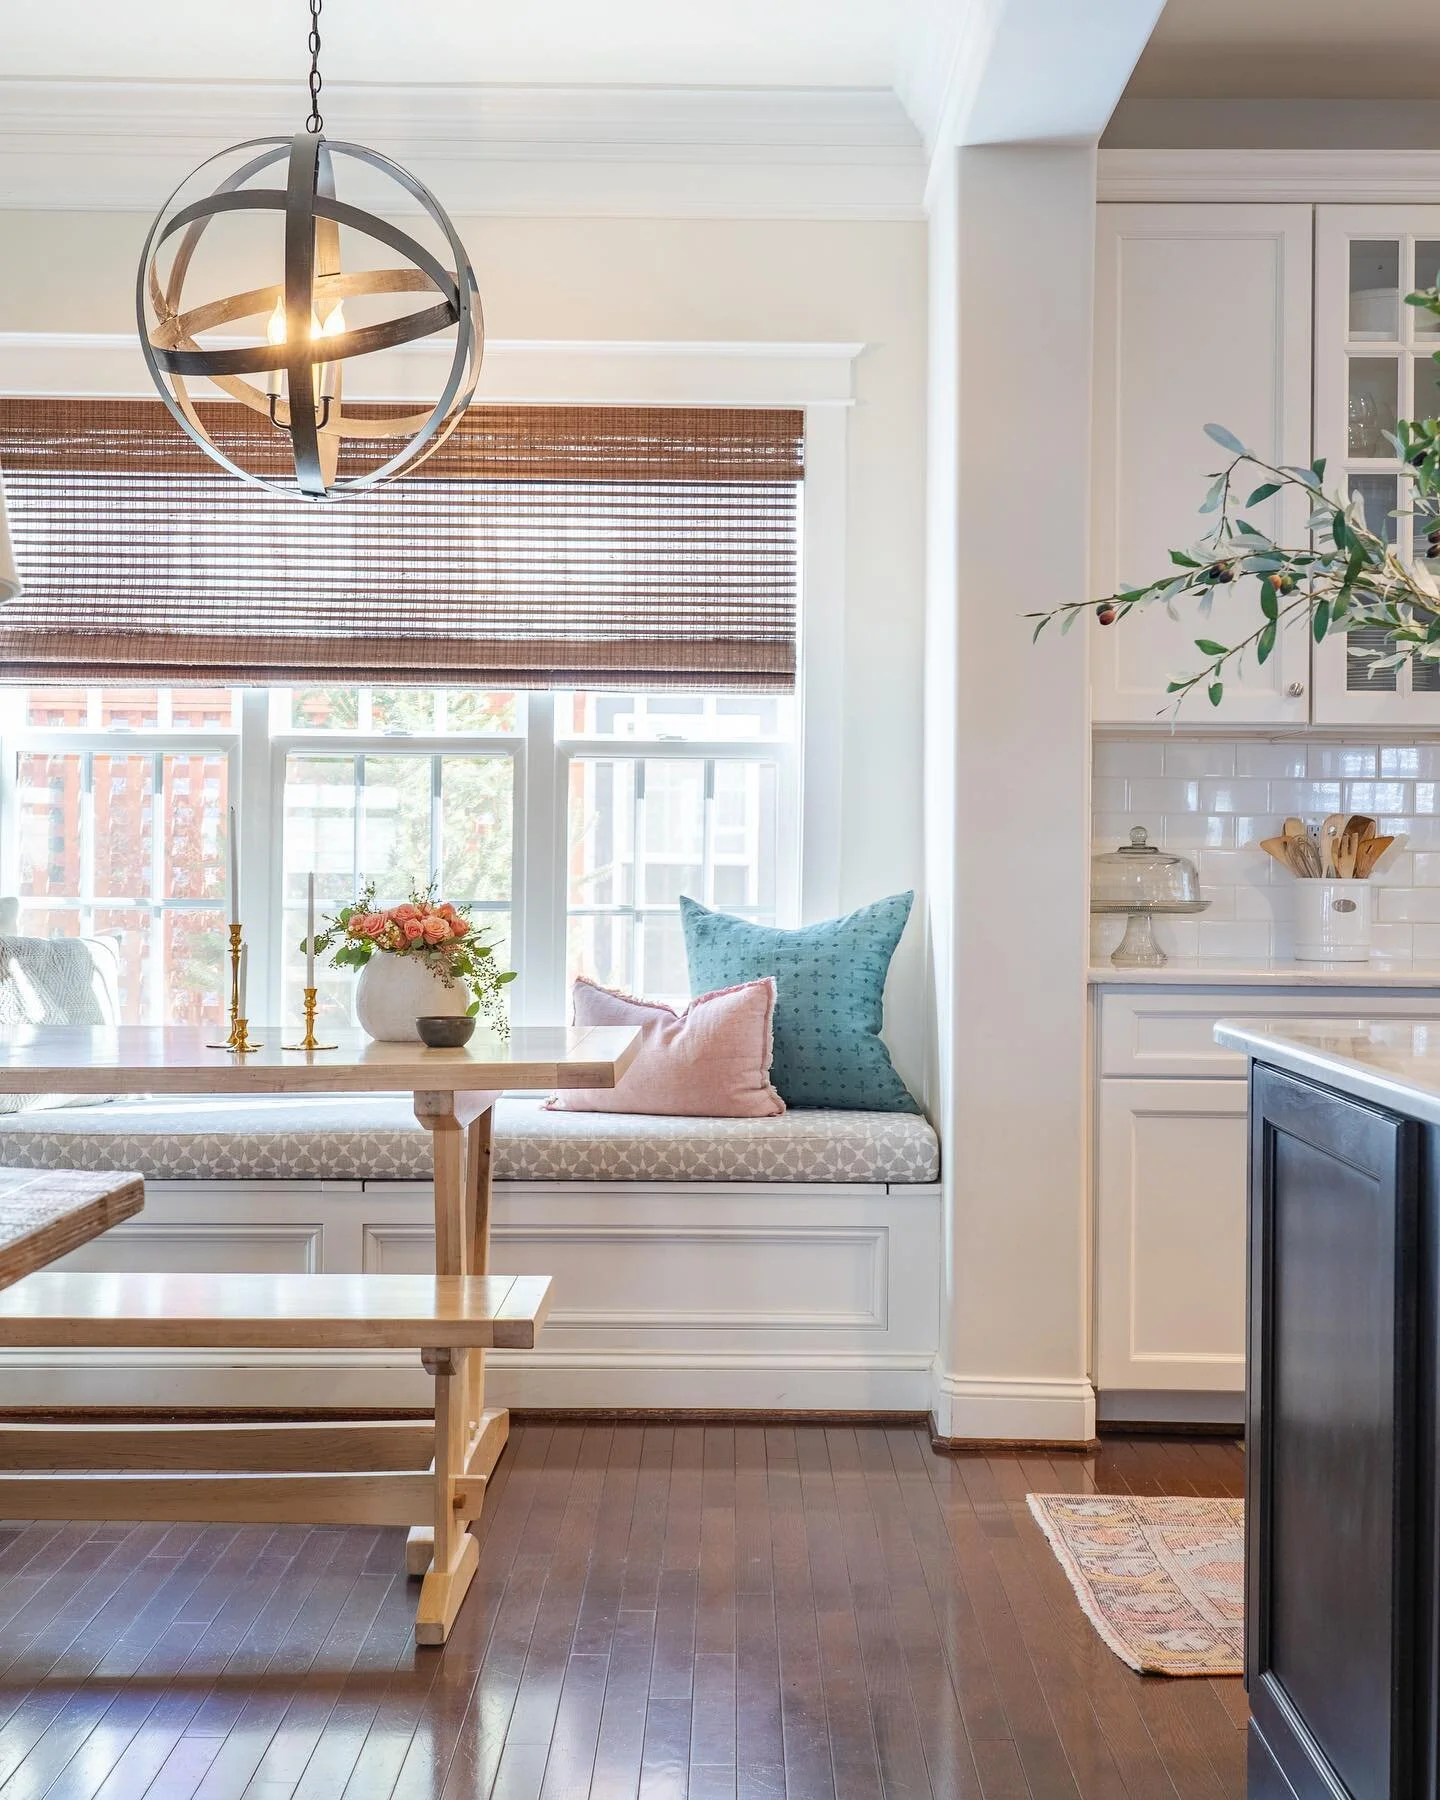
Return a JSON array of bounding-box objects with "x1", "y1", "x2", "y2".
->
[{"x1": 0, "y1": 1428, "x2": 1245, "y2": 1798}]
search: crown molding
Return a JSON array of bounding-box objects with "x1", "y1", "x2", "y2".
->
[
  {"x1": 1099, "y1": 147, "x2": 1440, "y2": 204},
  {"x1": 0, "y1": 333, "x2": 863, "y2": 406},
  {"x1": 0, "y1": 78, "x2": 926, "y2": 219}
]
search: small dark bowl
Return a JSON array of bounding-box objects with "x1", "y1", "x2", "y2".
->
[{"x1": 416, "y1": 1015, "x2": 476, "y2": 1049}]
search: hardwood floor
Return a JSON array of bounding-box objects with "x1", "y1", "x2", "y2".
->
[{"x1": 0, "y1": 1427, "x2": 1245, "y2": 1798}]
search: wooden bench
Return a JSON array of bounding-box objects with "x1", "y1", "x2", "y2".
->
[
  {"x1": 0, "y1": 1167, "x2": 144, "y2": 1289},
  {"x1": 0, "y1": 1268, "x2": 552, "y2": 1644}
]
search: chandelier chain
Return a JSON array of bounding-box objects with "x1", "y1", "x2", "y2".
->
[{"x1": 305, "y1": 0, "x2": 324, "y2": 134}]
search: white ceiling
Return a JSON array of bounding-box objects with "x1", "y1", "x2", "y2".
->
[
  {"x1": 0, "y1": 0, "x2": 920, "y2": 88},
  {"x1": 1129, "y1": 0, "x2": 1440, "y2": 98}
]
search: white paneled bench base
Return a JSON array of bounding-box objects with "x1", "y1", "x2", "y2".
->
[{"x1": 0, "y1": 1096, "x2": 942, "y2": 1414}]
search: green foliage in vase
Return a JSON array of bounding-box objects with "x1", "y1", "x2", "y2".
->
[{"x1": 1031, "y1": 284, "x2": 1440, "y2": 710}]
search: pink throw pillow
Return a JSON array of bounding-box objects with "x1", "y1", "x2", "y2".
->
[{"x1": 547, "y1": 976, "x2": 785, "y2": 1117}]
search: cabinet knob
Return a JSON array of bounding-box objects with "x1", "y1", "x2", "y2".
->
[{"x1": 1286, "y1": 682, "x2": 1306, "y2": 698}]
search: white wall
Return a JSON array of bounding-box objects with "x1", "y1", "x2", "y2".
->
[
  {"x1": 927, "y1": 145, "x2": 1096, "y2": 1444},
  {"x1": 0, "y1": 208, "x2": 930, "y2": 1091}
]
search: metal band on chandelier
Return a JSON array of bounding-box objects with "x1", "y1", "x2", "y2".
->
[{"x1": 135, "y1": 0, "x2": 482, "y2": 501}]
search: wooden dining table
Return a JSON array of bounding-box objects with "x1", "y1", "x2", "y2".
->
[{"x1": 0, "y1": 1022, "x2": 639, "y2": 1642}]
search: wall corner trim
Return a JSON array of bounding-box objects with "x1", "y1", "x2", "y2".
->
[{"x1": 931, "y1": 1367, "x2": 1098, "y2": 1446}]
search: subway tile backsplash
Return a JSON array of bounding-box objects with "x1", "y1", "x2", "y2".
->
[{"x1": 1092, "y1": 735, "x2": 1440, "y2": 962}]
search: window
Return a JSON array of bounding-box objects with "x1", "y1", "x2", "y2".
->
[
  {"x1": 0, "y1": 400, "x2": 817, "y2": 1023},
  {"x1": 0, "y1": 685, "x2": 797, "y2": 1028}
]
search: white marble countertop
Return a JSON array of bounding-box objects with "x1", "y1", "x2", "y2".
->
[
  {"x1": 1214, "y1": 1016, "x2": 1440, "y2": 1126},
  {"x1": 1090, "y1": 955, "x2": 1440, "y2": 989}
]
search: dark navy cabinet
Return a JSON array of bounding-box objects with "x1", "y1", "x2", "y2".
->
[{"x1": 1246, "y1": 1063, "x2": 1431, "y2": 1800}]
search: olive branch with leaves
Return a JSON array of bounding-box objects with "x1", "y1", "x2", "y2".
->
[{"x1": 1030, "y1": 284, "x2": 1440, "y2": 712}]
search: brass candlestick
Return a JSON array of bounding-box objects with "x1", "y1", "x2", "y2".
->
[
  {"x1": 231, "y1": 1016, "x2": 258, "y2": 1055},
  {"x1": 283, "y1": 986, "x2": 337, "y2": 1052},
  {"x1": 207, "y1": 922, "x2": 246, "y2": 1049}
]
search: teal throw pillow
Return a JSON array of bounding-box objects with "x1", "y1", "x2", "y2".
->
[{"x1": 679, "y1": 892, "x2": 919, "y2": 1112}]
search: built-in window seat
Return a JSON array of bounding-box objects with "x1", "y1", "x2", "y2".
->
[
  {"x1": 0, "y1": 1094, "x2": 940, "y2": 1185},
  {"x1": 0, "y1": 1098, "x2": 943, "y2": 1416}
]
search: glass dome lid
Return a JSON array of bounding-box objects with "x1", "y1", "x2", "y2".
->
[{"x1": 1091, "y1": 826, "x2": 1205, "y2": 913}]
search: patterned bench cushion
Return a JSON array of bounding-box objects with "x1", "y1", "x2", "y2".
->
[{"x1": 0, "y1": 1094, "x2": 940, "y2": 1185}]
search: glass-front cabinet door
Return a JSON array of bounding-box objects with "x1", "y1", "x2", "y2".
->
[{"x1": 1315, "y1": 207, "x2": 1440, "y2": 724}]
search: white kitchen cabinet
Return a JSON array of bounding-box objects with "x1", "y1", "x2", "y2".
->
[
  {"x1": 1313, "y1": 205, "x2": 1440, "y2": 724},
  {"x1": 1091, "y1": 204, "x2": 1313, "y2": 726},
  {"x1": 1095, "y1": 1076, "x2": 1248, "y2": 1396},
  {"x1": 1092, "y1": 986, "x2": 1440, "y2": 1411}
]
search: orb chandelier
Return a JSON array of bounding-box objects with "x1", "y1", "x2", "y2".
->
[{"x1": 136, "y1": 0, "x2": 482, "y2": 501}]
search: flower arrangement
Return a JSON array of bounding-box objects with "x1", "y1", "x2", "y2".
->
[
  {"x1": 1029, "y1": 280, "x2": 1440, "y2": 713},
  {"x1": 308, "y1": 883, "x2": 516, "y2": 1033}
]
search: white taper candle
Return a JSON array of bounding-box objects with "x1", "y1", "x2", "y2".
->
[
  {"x1": 228, "y1": 806, "x2": 240, "y2": 927},
  {"x1": 306, "y1": 873, "x2": 316, "y2": 989}
]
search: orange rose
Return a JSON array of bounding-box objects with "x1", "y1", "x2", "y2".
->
[
  {"x1": 422, "y1": 916, "x2": 451, "y2": 944},
  {"x1": 392, "y1": 904, "x2": 419, "y2": 924},
  {"x1": 449, "y1": 917, "x2": 469, "y2": 936},
  {"x1": 402, "y1": 919, "x2": 425, "y2": 942}
]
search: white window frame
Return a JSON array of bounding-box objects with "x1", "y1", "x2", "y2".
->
[
  {"x1": 0, "y1": 688, "x2": 799, "y2": 1026},
  {"x1": 0, "y1": 337, "x2": 856, "y2": 1023}
]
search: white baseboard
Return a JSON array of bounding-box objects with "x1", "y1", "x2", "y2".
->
[
  {"x1": 0, "y1": 1347, "x2": 935, "y2": 1415},
  {"x1": 931, "y1": 1368, "x2": 1097, "y2": 1445}
]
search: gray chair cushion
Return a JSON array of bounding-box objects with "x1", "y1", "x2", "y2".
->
[{"x1": 0, "y1": 1093, "x2": 941, "y2": 1184}]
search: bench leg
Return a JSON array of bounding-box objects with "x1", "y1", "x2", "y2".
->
[
  {"x1": 410, "y1": 1092, "x2": 504, "y2": 1637},
  {"x1": 415, "y1": 1351, "x2": 477, "y2": 1646}
]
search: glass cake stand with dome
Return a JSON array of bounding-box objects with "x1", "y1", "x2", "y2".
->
[{"x1": 1091, "y1": 826, "x2": 1209, "y2": 967}]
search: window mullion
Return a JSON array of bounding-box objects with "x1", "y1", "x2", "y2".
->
[
  {"x1": 236, "y1": 688, "x2": 275, "y2": 1022},
  {"x1": 430, "y1": 754, "x2": 443, "y2": 895},
  {"x1": 516, "y1": 693, "x2": 563, "y2": 1029},
  {"x1": 150, "y1": 749, "x2": 164, "y2": 1026}
]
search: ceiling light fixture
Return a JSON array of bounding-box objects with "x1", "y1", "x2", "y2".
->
[{"x1": 136, "y1": 0, "x2": 482, "y2": 501}]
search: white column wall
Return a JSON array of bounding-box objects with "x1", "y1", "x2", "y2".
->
[{"x1": 927, "y1": 144, "x2": 1096, "y2": 1442}]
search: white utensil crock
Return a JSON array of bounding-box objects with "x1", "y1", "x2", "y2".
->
[
  {"x1": 355, "y1": 954, "x2": 469, "y2": 1041},
  {"x1": 1293, "y1": 879, "x2": 1372, "y2": 962}
]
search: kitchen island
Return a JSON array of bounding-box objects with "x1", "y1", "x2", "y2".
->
[{"x1": 1214, "y1": 1016, "x2": 1440, "y2": 1800}]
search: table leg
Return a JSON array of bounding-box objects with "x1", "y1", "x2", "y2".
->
[{"x1": 409, "y1": 1091, "x2": 502, "y2": 1636}]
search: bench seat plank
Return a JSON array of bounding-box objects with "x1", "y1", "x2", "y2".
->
[{"x1": 0, "y1": 1271, "x2": 552, "y2": 1349}]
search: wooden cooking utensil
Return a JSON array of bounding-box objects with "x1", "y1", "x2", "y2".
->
[
  {"x1": 1344, "y1": 814, "x2": 1377, "y2": 842},
  {"x1": 1260, "y1": 837, "x2": 1297, "y2": 870},
  {"x1": 1334, "y1": 832, "x2": 1359, "y2": 879},
  {"x1": 1356, "y1": 835, "x2": 1396, "y2": 878},
  {"x1": 1282, "y1": 817, "x2": 1308, "y2": 839},
  {"x1": 1318, "y1": 814, "x2": 1346, "y2": 877}
]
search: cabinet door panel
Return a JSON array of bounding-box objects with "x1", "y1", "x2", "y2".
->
[
  {"x1": 1248, "y1": 1064, "x2": 1418, "y2": 1799},
  {"x1": 1095, "y1": 1078, "x2": 1248, "y2": 1392},
  {"x1": 1092, "y1": 205, "x2": 1312, "y2": 725},
  {"x1": 1314, "y1": 205, "x2": 1440, "y2": 725}
]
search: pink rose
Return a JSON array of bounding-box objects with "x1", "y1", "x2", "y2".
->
[
  {"x1": 392, "y1": 904, "x2": 419, "y2": 923},
  {"x1": 437, "y1": 903, "x2": 457, "y2": 920},
  {"x1": 422, "y1": 916, "x2": 451, "y2": 943},
  {"x1": 448, "y1": 917, "x2": 469, "y2": 936},
  {"x1": 348, "y1": 913, "x2": 376, "y2": 939},
  {"x1": 402, "y1": 919, "x2": 425, "y2": 942}
]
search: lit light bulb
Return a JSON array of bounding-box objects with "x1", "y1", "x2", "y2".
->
[{"x1": 265, "y1": 297, "x2": 286, "y2": 397}]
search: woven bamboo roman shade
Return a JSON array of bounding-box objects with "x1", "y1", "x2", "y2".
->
[{"x1": 0, "y1": 400, "x2": 803, "y2": 690}]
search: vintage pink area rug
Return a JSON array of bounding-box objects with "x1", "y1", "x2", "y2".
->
[{"x1": 1026, "y1": 1493, "x2": 1244, "y2": 1677}]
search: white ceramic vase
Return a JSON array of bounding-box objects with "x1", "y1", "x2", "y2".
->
[{"x1": 354, "y1": 954, "x2": 469, "y2": 1042}]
